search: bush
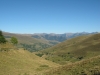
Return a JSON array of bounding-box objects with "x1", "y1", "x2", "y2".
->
[
  {"x1": 10, "y1": 37, "x2": 18, "y2": 44},
  {"x1": 36, "y1": 53, "x2": 44, "y2": 57},
  {"x1": 77, "y1": 56, "x2": 83, "y2": 60}
]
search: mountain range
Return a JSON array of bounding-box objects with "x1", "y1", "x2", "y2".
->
[
  {"x1": 3, "y1": 32, "x2": 98, "y2": 52},
  {"x1": 32, "y1": 32, "x2": 98, "y2": 42}
]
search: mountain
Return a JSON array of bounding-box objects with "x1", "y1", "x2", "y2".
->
[
  {"x1": 39, "y1": 33, "x2": 100, "y2": 64},
  {"x1": 32, "y1": 32, "x2": 98, "y2": 42},
  {"x1": 3, "y1": 32, "x2": 98, "y2": 52},
  {"x1": 39, "y1": 33, "x2": 100, "y2": 75}
]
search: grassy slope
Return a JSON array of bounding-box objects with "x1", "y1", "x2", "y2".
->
[
  {"x1": 3, "y1": 32, "x2": 48, "y2": 44},
  {"x1": 0, "y1": 43, "x2": 59, "y2": 75},
  {"x1": 40, "y1": 33, "x2": 100, "y2": 64},
  {"x1": 44, "y1": 55, "x2": 100, "y2": 75}
]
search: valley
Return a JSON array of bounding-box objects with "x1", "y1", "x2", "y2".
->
[{"x1": 0, "y1": 31, "x2": 100, "y2": 75}]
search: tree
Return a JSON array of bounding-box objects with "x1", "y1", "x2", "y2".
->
[
  {"x1": 0, "y1": 30, "x2": 6, "y2": 43},
  {"x1": 10, "y1": 37, "x2": 18, "y2": 45}
]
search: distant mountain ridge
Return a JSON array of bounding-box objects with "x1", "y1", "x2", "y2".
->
[{"x1": 31, "y1": 32, "x2": 98, "y2": 42}]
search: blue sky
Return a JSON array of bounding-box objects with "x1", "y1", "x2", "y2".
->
[{"x1": 0, "y1": 0, "x2": 100, "y2": 34}]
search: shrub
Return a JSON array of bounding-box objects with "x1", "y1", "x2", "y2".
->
[
  {"x1": 36, "y1": 53, "x2": 44, "y2": 57},
  {"x1": 10, "y1": 37, "x2": 18, "y2": 45}
]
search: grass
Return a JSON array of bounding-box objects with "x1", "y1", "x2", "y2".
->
[
  {"x1": 44, "y1": 55, "x2": 100, "y2": 75},
  {"x1": 0, "y1": 43, "x2": 59, "y2": 75}
]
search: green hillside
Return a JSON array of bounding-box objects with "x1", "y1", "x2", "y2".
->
[{"x1": 39, "y1": 33, "x2": 100, "y2": 64}]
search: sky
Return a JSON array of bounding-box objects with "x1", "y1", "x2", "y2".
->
[{"x1": 0, "y1": 0, "x2": 100, "y2": 34}]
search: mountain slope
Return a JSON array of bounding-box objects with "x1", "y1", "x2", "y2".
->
[
  {"x1": 3, "y1": 32, "x2": 59, "y2": 52},
  {"x1": 40, "y1": 33, "x2": 100, "y2": 64},
  {"x1": 3, "y1": 32, "x2": 49, "y2": 44},
  {"x1": 0, "y1": 48, "x2": 59, "y2": 75},
  {"x1": 44, "y1": 55, "x2": 100, "y2": 75}
]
